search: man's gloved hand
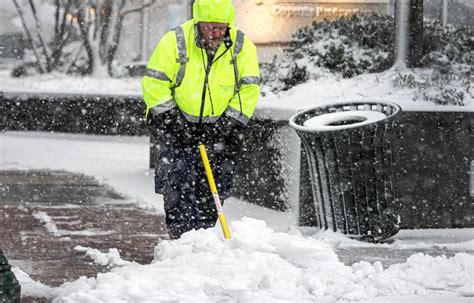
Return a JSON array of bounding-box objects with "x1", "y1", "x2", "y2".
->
[
  {"x1": 216, "y1": 115, "x2": 243, "y2": 138},
  {"x1": 147, "y1": 107, "x2": 181, "y2": 132},
  {"x1": 213, "y1": 115, "x2": 246, "y2": 154},
  {"x1": 148, "y1": 107, "x2": 193, "y2": 147}
]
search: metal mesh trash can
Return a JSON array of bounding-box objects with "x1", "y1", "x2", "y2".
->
[{"x1": 290, "y1": 101, "x2": 401, "y2": 242}]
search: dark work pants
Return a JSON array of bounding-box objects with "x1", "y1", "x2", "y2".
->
[{"x1": 154, "y1": 131, "x2": 238, "y2": 239}]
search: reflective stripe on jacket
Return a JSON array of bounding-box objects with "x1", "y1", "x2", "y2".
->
[{"x1": 142, "y1": 19, "x2": 260, "y2": 126}]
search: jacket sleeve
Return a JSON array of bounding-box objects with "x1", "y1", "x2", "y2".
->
[
  {"x1": 225, "y1": 36, "x2": 260, "y2": 126},
  {"x1": 142, "y1": 31, "x2": 179, "y2": 118}
]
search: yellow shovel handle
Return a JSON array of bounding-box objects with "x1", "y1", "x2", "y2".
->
[{"x1": 199, "y1": 144, "x2": 231, "y2": 239}]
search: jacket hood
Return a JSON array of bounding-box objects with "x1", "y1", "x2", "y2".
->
[{"x1": 193, "y1": 0, "x2": 235, "y2": 25}]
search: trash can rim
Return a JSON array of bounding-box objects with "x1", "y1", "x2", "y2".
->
[{"x1": 289, "y1": 101, "x2": 401, "y2": 133}]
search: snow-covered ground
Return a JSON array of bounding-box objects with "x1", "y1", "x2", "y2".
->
[
  {"x1": 0, "y1": 131, "x2": 293, "y2": 226},
  {"x1": 0, "y1": 70, "x2": 141, "y2": 98},
  {"x1": 12, "y1": 219, "x2": 474, "y2": 302},
  {"x1": 1, "y1": 131, "x2": 473, "y2": 302},
  {"x1": 1, "y1": 67, "x2": 473, "y2": 301}
]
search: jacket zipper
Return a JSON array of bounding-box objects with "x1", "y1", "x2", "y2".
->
[
  {"x1": 199, "y1": 56, "x2": 212, "y2": 124},
  {"x1": 198, "y1": 47, "x2": 231, "y2": 124}
]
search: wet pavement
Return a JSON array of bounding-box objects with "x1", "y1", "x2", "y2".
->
[{"x1": 0, "y1": 170, "x2": 167, "y2": 302}]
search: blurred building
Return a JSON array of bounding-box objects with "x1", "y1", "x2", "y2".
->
[
  {"x1": 234, "y1": 0, "x2": 389, "y2": 45},
  {"x1": 120, "y1": 0, "x2": 191, "y2": 64},
  {"x1": 6, "y1": 0, "x2": 470, "y2": 70},
  {"x1": 127, "y1": 0, "x2": 390, "y2": 63},
  {"x1": 235, "y1": 0, "x2": 390, "y2": 61}
]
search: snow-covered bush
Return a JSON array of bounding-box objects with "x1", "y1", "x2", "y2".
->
[
  {"x1": 418, "y1": 84, "x2": 465, "y2": 106},
  {"x1": 261, "y1": 14, "x2": 473, "y2": 104},
  {"x1": 392, "y1": 72, "x2": 417, "y2": 88},
  {"x1": 289, "y1": 14, "x2": 395, "y2": 77},
  {"x1": 260, "y1": 58, "x2": 308, "y2": 94},
  {"x1": 422, "y1": 20, "x2": 473, "y2": 69},
  {"x1": 393, "y1": 67, "x2": 470, "y2": 106},
  {"x1": 261, "y1": 14, "x2": 395, "y2": 93},
  {"x1": 394, "y1": 21, "x2": 473, "y2": 106}
]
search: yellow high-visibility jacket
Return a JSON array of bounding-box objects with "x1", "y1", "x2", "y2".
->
[{"x1": 142, "y1": 19, "x2": 260, "y2": 126}]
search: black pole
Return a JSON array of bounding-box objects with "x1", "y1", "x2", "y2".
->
[
  {"x1": 190, "y1": 0, "x2": 194, "y2": 19},
  {"x1": 407, "y1": 0, "x2": 424, "y2": 67},
  {"x1": 0, "y1": 248, "x2": 21, "y2": 303}
]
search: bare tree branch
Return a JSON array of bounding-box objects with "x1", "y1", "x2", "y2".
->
[
  {"x1": 54, "y1": 0, "x2": 60, "y2": 34},
  {"x1": 28, "y1": 0, "x2": 52, "y2": 71},
  {"x1": 122, "y1": 0, "x2": 155, "y2": 16},
  {"x1": 107, "y1": 13, "x2": 124, "y2": 74},
  {"x1": 12, "y1": 0, "x2": 154, "y2": 76},
  {"x1": 99, "y1": 0, "x2": 113, "y2": 64},
  {"x1": 50, "y1": 0, "x2": 73, "y2": 70},
  {"x1": 76, "y1": 9, "x2": 94, "y2": 75},
  {"x1": 65, "y1": 43, "x2": 85, "y2": 74},
  {"x1": 11, "y1": 0, "x2": 45, "y2": 73}
]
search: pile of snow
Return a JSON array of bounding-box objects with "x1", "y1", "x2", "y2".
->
[
  {"x1": 2, "y1": 132, "x2": 473, "y2": 302},
  {"x1": 74, "y1": 246, "x2": 132, "y2": 268},
  {"x1": 14, "y1": 218, "x2": 474, "y2": 302},
  {"x1": 12, "y1": 268, "x2": 55, "y2": 299}
]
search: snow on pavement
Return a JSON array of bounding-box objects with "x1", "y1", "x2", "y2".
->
[
  {"x1": 73, "y1": 246, "x2": 132, "y2": 268},
  {"x1": 0, "y1": 131, "x2": 298, "y2": 229},
  {"x1": 0, "y1": 131, "x2": 160, "y2": 211},
  {"x1": 2, "y1": 131, "x2": 474, "y2": 302},
  {"x1": 11, "y1": 218, "x2": 474, "y2": 302}
]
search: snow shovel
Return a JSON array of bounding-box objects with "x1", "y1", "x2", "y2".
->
[{"x1": 198, "y1": 144, "x2": 231, "y2": 240}]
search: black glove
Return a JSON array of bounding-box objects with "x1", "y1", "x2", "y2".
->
[
  {"x1": 213, "y1": 115, "x2": 246, "y2": 155},
  {"x1": 148, "y1": 107, "x2": 192, "y2": 146},
  {"x1": 156, "y1": 108, "x2": 182, "y2": 132},
  {"x1": 195, "y1": 115, "x2": 239, "y2": 145},
  {"x1": 217, "y1": 115, "x2": 245, "y2": 138}
]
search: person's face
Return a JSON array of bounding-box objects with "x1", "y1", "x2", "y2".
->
[{"x1": 198, "y1": 22, "x2": 228, "y2": 50}]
